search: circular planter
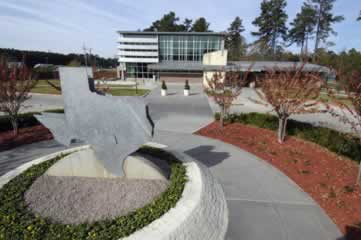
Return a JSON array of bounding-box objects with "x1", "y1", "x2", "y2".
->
[
  {"x1": 184, "y1": 89, "x2": 190, "y2": 96},
  {"x1": 0, "y1": 146, "x2": 228, "y2": 240},
  {"x1": 161, "y1": 89, "x2": 167, "y2": 96}
]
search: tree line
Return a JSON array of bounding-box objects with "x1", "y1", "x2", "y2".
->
[
  {"x1": 144, "y1": 0, "x2": 360, "y2": 67},
  {"x1": 0, "y1": 48, "x2": 118, "y2": 69}
]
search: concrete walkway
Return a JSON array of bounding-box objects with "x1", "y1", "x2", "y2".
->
[
  {"x1": 0, "y1": 84, "x2": 344, "y2": 240},
  {"x1": 146, "y1": 83, "x2": 214, "y2": 133},
  {"x1": 208, "y1": 87, "x2": 355, "y2": 133}
]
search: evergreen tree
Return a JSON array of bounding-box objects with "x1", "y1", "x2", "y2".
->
[
  {"x1": 252, "y1": 0, "x2": 288, "y2": 57},
  {"x1": 144, "y1": 12, "x2": 183, "y2": 32},
  {"x1": 225, "y1": 17, "x2": 247, "y2": 60},
  {"x1": 310, "y1": 0, "x2": 344, "y2": 62},
  {"x1": 183, "y1": 18, "x2": 193, "y2": 32},
  {"x1": 191, "y1": 17, "x2": 211, "y2": 32},
  {"x1": 288, "y1": 2, "x2": 317, "y2": 60},
  {"x1": 358, "y1": 11, "x2": 361, "y2": 21}
]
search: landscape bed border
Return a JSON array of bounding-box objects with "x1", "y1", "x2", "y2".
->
[
  {"x1": 215, "y1": 112, "x2": 361, "y2": 163},
  {"x1": 0, "y1": 146, "x2": 187, "y2": 240}
]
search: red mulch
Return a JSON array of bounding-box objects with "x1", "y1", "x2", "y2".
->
[
  {"x1": 196, "y1": 122, "x2": 361, "y2": 239},
  {"x1": 0, "y1": 125, "x2": 53, "y2": 151}
]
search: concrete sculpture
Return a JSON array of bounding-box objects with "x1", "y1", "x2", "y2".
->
[{"x1": 36, "y1": 67, "x2": 154, "y2": 177}]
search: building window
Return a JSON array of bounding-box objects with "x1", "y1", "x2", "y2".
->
[{"x1": 158, "y1": 35, "x2": 223, "y2": 62}]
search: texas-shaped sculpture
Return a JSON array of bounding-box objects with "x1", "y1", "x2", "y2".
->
[{"x1": 35, "y1": 67, "x2": 154, "y2": 177}]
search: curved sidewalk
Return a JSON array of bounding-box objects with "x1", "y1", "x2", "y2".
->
[
  {"x1": 0, "y1": 84, "x2": 344, "y2": 239},
  {"x1": 154, "y1": 130, "x2": 343, "y2": 240}
]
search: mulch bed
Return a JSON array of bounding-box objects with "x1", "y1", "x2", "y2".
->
[
  {"x1": 196, "y1": 122, "x2": 361, "y2": 239},
  {"x1": 0, "y1": 125, "x2": 53, "y2": 151}
]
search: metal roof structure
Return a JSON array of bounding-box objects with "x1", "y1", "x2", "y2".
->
[
  {"x1": 148, "y1": 61, "x2": 224, "y2": 71},
  {"x1": 148, "y1": 61, "x2": 330, "y2": 73},
  {"x1": 117, "y1": 31, "x2": 227, "y2": 36}
]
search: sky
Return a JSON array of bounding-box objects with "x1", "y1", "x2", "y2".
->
[{"x1": 0, "y1": 0, "x2": 360, "y2": 58}]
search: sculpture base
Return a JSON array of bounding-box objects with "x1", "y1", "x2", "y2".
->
[{"x1": 45, "y1": 146, "x2": 169, "y2": 180}]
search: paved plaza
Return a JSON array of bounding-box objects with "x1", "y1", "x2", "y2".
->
[{"x1": 0, "y1": 84, "x2": 344, "y2": 240}]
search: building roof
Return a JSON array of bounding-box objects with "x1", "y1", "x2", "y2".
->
[
  {"x1": 148, "y1": 61, "x2": 330, "y2": 73},
  {"x1": 227, "y1": 61, "x2": 330, "y2": 73},
  {"x1": 148, "y1": 61, "x2": 224, "y2": 71},
  {"x1": 117, "y1": 31, "x2": 226, "y2": 36}
]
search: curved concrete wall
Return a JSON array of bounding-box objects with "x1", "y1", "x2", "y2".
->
[
  {"x1": 0, "y1": 148, "x2": 228, "y2": 240},
  {"x1": 124, "y1": 160, "x2": 228, "y2": 240},
  {"x1": 0, "y1": 145, "x2": 90, "y2": 188}
]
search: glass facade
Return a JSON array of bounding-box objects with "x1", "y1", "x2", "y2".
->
[
  {"x1": 126, "y1": 63, "x2": 156, "y2": 79},
  {"x1": 159, "y1": 35, "x2": 223, "y2": 62},
  {"x1": 119, "y1": 33, "x2": 225, "y2": 79}
]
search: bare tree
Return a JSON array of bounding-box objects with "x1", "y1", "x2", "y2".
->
[
  {"x1": 205, "y1": 71, "x2": 250, "y2": 128},
  {"x1": 0, "y1": 57, "x2": 36, "y2": 135},
  {"x1": 326, "y1": 70, "x2": 361, "y2": 183},
  {"x1": 253, "y1": 64, "x2": 325, "y2": 143}
]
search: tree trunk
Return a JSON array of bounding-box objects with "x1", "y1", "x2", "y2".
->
[
  {"x1": 278, "y1": 117, "x2": 288, "y2": 143},
  {"x1": 313, "y1": 4, "x2": 322, "y2": 63},
  {"x1": 300, "y1": 40, "x2": 305, "y2": 62},
  {"x1": 219, "y1": 106, "x2": 225, "y2": 128},
  {"x1": 10, "y1": 117, "x2": 18, "y2": 136},
  {"x1": 272, "y1": 33, "x2": 277, "y2": 58},
  {"x1": 305, "y1": 33, "x2": 309, "y2": 60},
  {"x1": 357, "y1": 162, "x2": 361, "y2": 185}
]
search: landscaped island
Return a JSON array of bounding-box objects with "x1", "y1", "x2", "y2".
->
[
  {"x1": 0, "y1": 147, "x2": 187, "y2": 239},
  {"x1": 197, "y1": 112, "x2": 361, "y2": 238}
]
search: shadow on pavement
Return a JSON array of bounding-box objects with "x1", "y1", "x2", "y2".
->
[{"x1": 184, "y1": 145, "x2": 229, "y2": 167}]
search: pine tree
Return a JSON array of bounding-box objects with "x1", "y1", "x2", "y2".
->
[
  {"x1": 226, "y1": 17, "x2": 247, "y2": 61},
  {"x1": 191, "y1": 17, "x2": 211, "y2": 32},
  {"x1": 252, "y1": 0, "x2": 288, "y2": 57},
  {"x1": 310, "y1": 0, "x2": 344, "y2": 62},
  {"x1": 183, "y1": 18, "x2": 193, "y2": 32},
  {"x1": 288, "y1": 2, "x2": 317, "y2": 60},
  {"x1": 144, "y1": 12, "x2": 182, "y2": 32}
]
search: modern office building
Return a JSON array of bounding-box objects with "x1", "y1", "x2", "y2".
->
[
  {"x1": 116, "y1": 31, "x2": 329, "y2": 83},
  {"x1": 117, "y1": 31, "x2": 226, "y2": 82}
]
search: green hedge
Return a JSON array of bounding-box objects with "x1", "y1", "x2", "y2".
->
[
  {"x1": 0, "y1": 147, "x2": 187, "y2": 240},
  {"x1": 0, "y1": 109, "x2": 64, "y2": 132},
  {"x1": 215, "y1": 112, "x2": 361, "y2": 163}
]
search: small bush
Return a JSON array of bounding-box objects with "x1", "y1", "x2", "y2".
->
[
  {"x1": 218, "y1": 112, "x2": 361, "y2": 163},
  {"x1": 0, "y1": 147, "x2": 187, "y2": 240},
  {"x1": 161, "y1": 81, "x2": 167, "y2": 90},
  {"x1": 184, "y1": 80, "x2": 190, "y2": 90},
  {"x1": 0, "y1": 109, "x2": 64, "y2": 132}
]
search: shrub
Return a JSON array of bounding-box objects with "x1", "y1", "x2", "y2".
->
[
  {"x1": 0, "y1": 147, "x2": 187, "y2": 240},
  {"x1": 0, "y1": 109, "x2": 64, "y2": 132},
  {"x1": 161, "y1": 80, "x2": 167, "y2": 90},
  {"x1": 184, "y1": 80, "x2": 190, "y2": 90},
  {"x1": 218, "y1": 112, "x2": 361, "y2": 163}
]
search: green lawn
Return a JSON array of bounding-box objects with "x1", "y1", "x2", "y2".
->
[
  {"x1": 31, "y1": 80, "x2": 149, "y2": 96},
  {"x1": 318, "y1": 92, "x2": 352, "y2": 106}
]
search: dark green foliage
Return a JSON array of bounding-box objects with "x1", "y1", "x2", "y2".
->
[
  {"x1": 0, "y1": 48, "x2": 117, "y2": 69},
  {"x1": 226, "y1": 17, "x2": 247, "y2": 61},
  {"x1": 144, "y1": 12, "x2": 211, "y2": 32},
  {"x1": 311, "y1": 0, "x2": 344, "y2": 62},
  {"x1": 184, "y1": 80, "x2": 190, "y2": 90},
  {"x1": 215, "y1": 112, "x2": 361, "y2": 163},
  {"x1": 288, "y1": 2, "x2": 317, "y2": 58},
  {"x1": 0, "y1": 109, "x2": 64, "y2": 132},
  {"x1": 183, "y1": 18, "x2": 193, "y2": 32},
  {"x1": 0, "y1": 147, "x2": 187, "y2": 240},
  {"x1": 252, "y1": 0, "x2": 288, "y2": 56},
  {"x1": 161, "y1": 80, "x2": 167, "y2": 90},
  {"x1": 343, "y1": 185, "x2": 355, "y2": 193},
  {"x1": 191, "y1": 17, "x2": 210, "y2": 32}
]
